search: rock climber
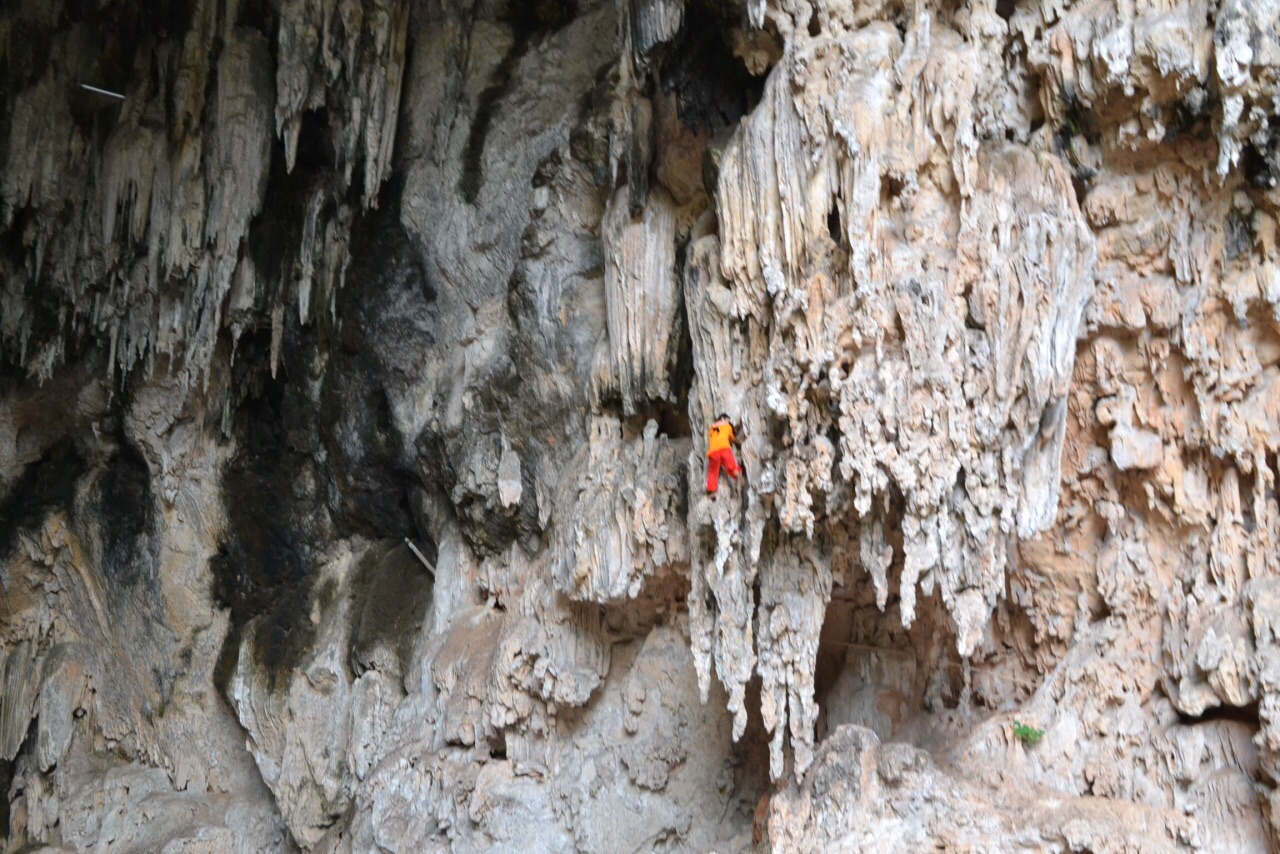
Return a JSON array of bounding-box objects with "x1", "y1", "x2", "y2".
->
[{"x1": 705, "y1": 412, "x2": 742, "y2": 495}]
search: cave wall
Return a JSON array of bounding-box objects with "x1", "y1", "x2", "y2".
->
[{"x1": 1, "y1": 0, "x2": 1279, "y2": 851}]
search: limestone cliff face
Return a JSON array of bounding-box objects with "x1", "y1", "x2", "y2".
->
[{"x1": 1, "y1": 0, "x2": 1278, "y2": 850}]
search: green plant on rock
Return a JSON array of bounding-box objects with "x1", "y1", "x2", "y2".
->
[{"x1": 1012, "y1": 721, "x2": 1044, "y2": 748}]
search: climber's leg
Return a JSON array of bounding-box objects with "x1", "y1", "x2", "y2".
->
[
  {"x1": 706, "y1": 454, "x2": 723, "y2": 493},
  {"x1": 724, "y1": 449, "x2": 742, "y2": 480}
]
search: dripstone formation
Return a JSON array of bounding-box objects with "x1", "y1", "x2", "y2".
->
[{"x1": 1, "y1": 0, "x2": 1278, "y2": 850}]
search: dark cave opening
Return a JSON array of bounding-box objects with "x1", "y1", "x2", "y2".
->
[
  {"x1": 94, "y1": 438, "x2": 155, "y2": 590},
  {"x1": 0, "y1": 438, "x2": 87, "y2": 563},
  {"x1": 1176, "y1": 701, "x2": 1260, "y2": 729},
  {"x1": 235, "y1": 0, "x2": 277, "y2": 35},
  {"x1": 658, "y1": 0, "x2": 766, "y2": 135},
  {"x1": 1241, "y1": 121, "x2": 1280, "y2": 190},
  {"x1": 1053, "y1": 89, "x2": 1100, "y2": 155},
  {"x1": 666, "y1": 237, "x2": 697, "y2": 429},
  {"x1": 244, "y1": 107, "x2": 337, "y2": 318},
  {"x1": 58, "y1": 0, "x2": 197, "y2": 39},
  {"x1": 624, "y1": 400, "x2": 692, "y2": 440},
  {"x1": 488, "y1": 728, "x2": 508, "y2": 761},
  {"x1": 880, "y1": 173, "x2": 905, "y2": 206},
  {"x1": 321, "y1": 182, "x2": 436, "y2": 544},
  {"x1": 813, "y1": 594, "x2": 856, "y2": 740},
  {"x1": 826, "y1": 198, "x2": 844, "y2": 246},
  {"x1": 210, "y1": 327, "x2": 320, "y2": 695},
  {"x1": 1, "y1": 16, "x2": 55, "y2": 94},
  {"x1": 0, "y1": 757, "x2": 11, "y2": 841},
  {"x1": 1166, "y1": 89, "x2": 1218, "y2": 144},
  {"x1": 730, "y1": 676, "x2": 774, "y2": 825},
  {"x1": 811, "y1": 590, "x2": 920, "y2": 748},
  {"x1": 1071, "y1": 170, "x2": 1090, "y2": 207},
  {"x1": 505, "y1": 0, "x2": 579, "y2": 34}
]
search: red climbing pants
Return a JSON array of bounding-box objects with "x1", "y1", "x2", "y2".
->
[{"x1": 706, "y1": 448, "x2": 741, "y2": 493}]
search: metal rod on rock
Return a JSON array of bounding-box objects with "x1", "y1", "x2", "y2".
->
[
  {"x1": 79, "y1": 84, "x2": 126, "y2": 100},
  {"x1": 404, "y1": 537, "x2": 435, "y2": 574}
]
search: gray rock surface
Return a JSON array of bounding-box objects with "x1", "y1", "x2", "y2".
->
[{"x1": 2, "y1": 0, "x2": 1279, "y2": 850}]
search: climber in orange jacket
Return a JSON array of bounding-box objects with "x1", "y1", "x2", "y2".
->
[{"x1": 706, "y1": 413, "x2": 742, "y2": 494}]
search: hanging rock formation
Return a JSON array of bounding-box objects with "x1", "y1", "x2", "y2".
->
[{"x1": 2, "y1": 0, "x2": 1280, "y2": 850}]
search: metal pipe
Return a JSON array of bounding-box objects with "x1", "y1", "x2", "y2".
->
[
  {"x1": 79, "y1": 84, "x2": 126, "y2": 100},
  {"x1": 404, "y1": 537, "x2": 436, "y2": 574}
]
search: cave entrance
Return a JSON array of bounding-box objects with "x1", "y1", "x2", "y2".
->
[
  {"x1": 623, "y1": 399, "x2": 692, "y2": 441},
  {"x1": 813, "y1": 592, "x2": 918, "y2": 746},
  {"x1": 726, "y1": 675, "x2": 773, "y2": 832}
]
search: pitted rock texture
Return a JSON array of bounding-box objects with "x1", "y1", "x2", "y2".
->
[{"x1": 2, "y1": 0, "x2": 1280, "y2": 851}]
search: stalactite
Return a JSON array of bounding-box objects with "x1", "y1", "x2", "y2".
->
[{"x1": 0, "y1": 0, "x2": 408, "y2": 387}]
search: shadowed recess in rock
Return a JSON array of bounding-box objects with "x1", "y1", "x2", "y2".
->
[
  {"x1": 0, "y1": 438, "x2": 86, "y2": 561},
  {"x1": 657, "y1": 0, "x2": 765, "y2": 134},
  {"x1": 210, "y1": 345, "x2": 319, "y2": 693},
  {"x1": 92, "y1": 438, "x2": 155, "y2": 591},
  {"x1": 321, "y1": 187, "x2": 432, "y2": 541},
  {"x1": 348, "y1": 542, "x2": 434, "y2": 681},
  {"x1": 0, "y1": 757, "x2": 10, "y2": 840},
  {"x1": 244, "y1": 109, "x2": 337, "y2": 311}
]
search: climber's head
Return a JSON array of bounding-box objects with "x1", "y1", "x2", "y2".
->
[{"x1": 717, "y1": 412, "x2": 731, "y2": 424}]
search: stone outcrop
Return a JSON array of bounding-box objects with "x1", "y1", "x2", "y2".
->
[{"x1": 2, "y1": 0, "x2": 1280, "y2": 850}]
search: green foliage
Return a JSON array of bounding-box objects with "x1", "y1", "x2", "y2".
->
[{"x1": 1012, "y1": 721, "x2": 1044, "y2": 748}]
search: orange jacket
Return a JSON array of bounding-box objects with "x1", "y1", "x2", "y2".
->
[{"x1": 707, "y1": 420, "x2": 735, "y2": 456}]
